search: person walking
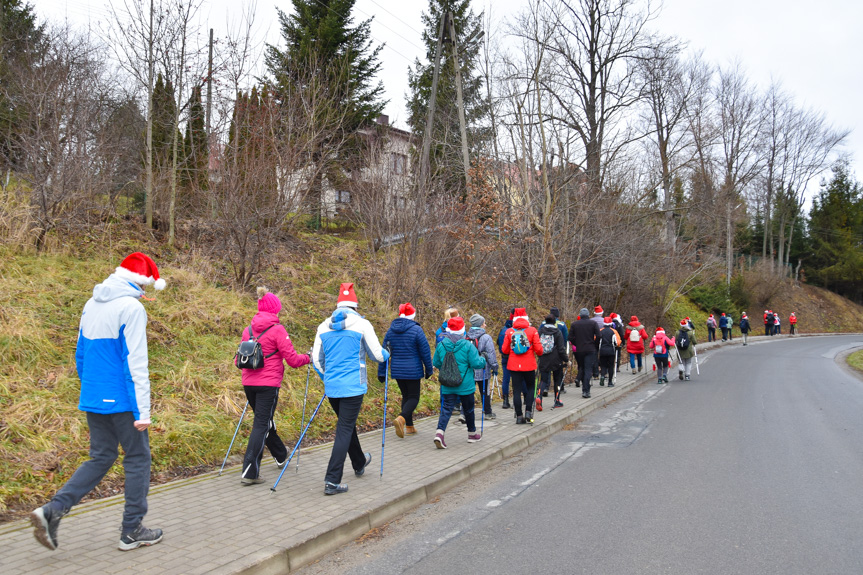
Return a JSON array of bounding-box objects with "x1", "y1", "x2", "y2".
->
[
  {"x1": 497, "y1": 309, "x2": 515, "y2": 409},
  {"x1": 611, "y1": 313, "x2": 626, "y2": 373},
  {"x1": 378, "y1": 302, "x2": 433, "y2": 439},
  {"x1": 624, "y1": 315, "x2": 649, "y2": 374},
  {"x1": 789, "y1": 312, "x2": 797, "y2": 335},
  {"x1": 727, "y1": 313, "x2": 734, "y2": 340},
  {"x1": 502, "y1": 308, "x2": 544, "y2": 423},
  {"x1": 550, "y1": 307, "x2": 570, "y2": 393},
  {"x1": 774, "y1": 313, "x2": 781, "y2": 334},
  {"x1": 238, "y1": 288, "x2": 311, "y2": 485},
  {"x1": 569, "y1": 308, "x2": 601, "y2": 398},
  {"x1": 719, "y1": 313, "x2": 729, "y2": 341},
  {"x1": 30, "y1": 253, "x2": 166, "y2": 551},
  {"x1": 597, "y1": 317, "x2": 621, "y2": 387},
  {"x1": 764, "y1": 310, "x2": 773, "y2": 336},
  {"x1": 432, "y1": 317, "x2": 487, "y2": 446},
  {"x1": 706, "y1": 314, "x2": 717, "y2": 342},
  {"x1": 537, "y1": 314, "x2": 568, "y2": 409},
  {"x1": 435, "y1": 307, "x2": 460, "y2": 344},
  {"x1": 675, "y1": 319, "x2": 697, "y2": 380},
  {"x1": 739, "y1": 312, "x2": 751, "y2": 345},
  {"x1": 312, "y1": 283, "x2": 388, "y2": 495},
  {"x1": 590, "y1": 306, "x2": 604, "y2": 378},
  {"x1": 467, "y1": 314, "x2": 499, "y2": 420},
  {"x1": 650, "y1": 327, "x2": 674, "y2": 383}
]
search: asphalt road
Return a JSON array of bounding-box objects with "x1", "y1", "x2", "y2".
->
[{"x1": 297, "y1": 335, "x2": 863, "y2": 575}]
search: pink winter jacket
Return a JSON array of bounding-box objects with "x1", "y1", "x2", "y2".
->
[{"x1": 240, "y1": 311, "x2": 310, "y2": 387}]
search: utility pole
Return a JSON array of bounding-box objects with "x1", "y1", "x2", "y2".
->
[{"x1": 446, "y1": 13, "x2": 471, "y2": 189}]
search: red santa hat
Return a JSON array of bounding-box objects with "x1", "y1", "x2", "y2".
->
[
  {"x1": 115, "y1": 252, "x2": 165, "y2": 290},
  {"x1": 655, "y1": 327, "x2": 664, "y2": 333},
  {"x1": 447, "y1": 316, "x2": 465, "y2": 334},
  {"x1": 610, "y1": 312, "x2": 618, "y2": 319},
  {"x1": 398, "y1": 302, "x2": 416, "y2": 320},
  {"x1": 742, "y1": 312, "x2": 748, "y2": 318},
  {"x1": 680, "y1": 319, "x2": 688, "y2": 326},
  {"x1": 604, "y1": 316, "x2": 613, "y2": 325},
  {"x1": 513, "y1": 307, "x2": 529, "y2": 322},
  {"x1": 337, "y1": 282, "x2": 358, "y2": 308},
  {"x1": 721, "y1": 312, "x2": 726, "y2": 316},
  {"x1": 594, "y1": 305, "x2": 603, "y2": 314}
]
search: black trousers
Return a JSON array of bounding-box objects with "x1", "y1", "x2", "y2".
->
[
  {"x1": 396, "y1": 379, "x2": 421, "y2": 426},
  {"x1": 574, "y1": 351, "x2": 596, "y2": 396},
  {"x1": 721, "y1": 327, "x2": 729, "y2": 340},
  {"x1": 242, "y1": 386, "x2": 288, "y2": 480},
  {"x1": 539, "y1": 367, "x2": 563, "y2": 396},
  {"x1": 598, "y1": 354, "x2": 615, "y2": 385},
  {"x1": 325, "y1": 395, "x2": 366, "y2": 484},
  {"x1": 509, "y1": 370, "x2": 536, "y2": 417}
]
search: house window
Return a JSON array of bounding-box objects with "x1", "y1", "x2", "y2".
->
[
  {"x1": 336, "y1": 190, "x2": 351, "y2": 204},
  {"x1": 392, "y1": 153, "x2": 407, "y2": 175}
]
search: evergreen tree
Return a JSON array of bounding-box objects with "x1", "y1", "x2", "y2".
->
[
  {"x1": 0, "y1": 0, "x2": 46, "y2": 167},
  {"x1": 151, "y1": 73, "x2": 179, "y2": 172},
  {"x1": 407, "y1": 0, "x2": 488, "y2": 194},
  {"x1": 807, "y1": 161, "x2": 863, "y2": 301},
  {"x1": 265, "y1": 0, "x2": 385, "y2": 225},
  {"x1": 182, "y1": 84, "x2": 208, "y2": 190}
]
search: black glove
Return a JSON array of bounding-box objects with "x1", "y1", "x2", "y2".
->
[
  {"x1": 377, "y1": 375, "x2": 385, "y2": 384},
  {"x1": 425, "y1": 371, "x2": 433, "y2": 380}
]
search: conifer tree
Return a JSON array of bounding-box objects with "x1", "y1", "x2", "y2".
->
[{"x1": 182, "y1": 84, "x2": 208, "y2": 191}]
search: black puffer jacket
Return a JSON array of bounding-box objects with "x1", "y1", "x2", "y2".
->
[{"x1": 537, "y1": 323, "x2": 568, "y2": 372}]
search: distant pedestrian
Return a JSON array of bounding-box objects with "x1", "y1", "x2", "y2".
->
[
  {"x1": 312, "y1": 283, "x2": 388, "y2": 495},
  {"x1": 378, "y1": 303, "x2": 433, "y2": 439},
  {"x1": 789, "y1": 312, "x2": 797, "y2": 335},
  {"x1": 739, "y1": 312, "x2": 751, "y2": 345},
  {"x1": 550, "y1": 307, "x2": 570, "y2": 393},
  {"x1": 502, "y1": 308, "x2": 544, "y2": 423},
  {"x1": 30, "y1": 253, "x2": 166, "y2": 552},
  {"x1": 624, "y1": 315, "x2": 649, "y2": 374},
  {"x1": 238, "y1": 288, "x2": 311, "y2": 486},
  {"x1": 434, "y1": 316, "x2": 487, "y2": 446},
  {"x1": 719, "y1": 313, "x2": 729, "y2": 341},
  {"x1": 569, "y1": 308, "x2": 601, "y2": 398},
  {"x1": 611, "y1": 313, "x2": 626, "y2": 373},
  {"x1": 764, "y1": 310, "x2": 774, "y2": 336},
  {"x1": 590, "y1": 306, "x2": 604, "y2": 377},
  {"x1": 650, "y1": 327, "x2": 674, "y2": 383},
  {"x1": 707, "y1": 314, "x2": 717, "y2": 342},
  {"x1": 597, "y1": 317, "x2": 621, "y2": 387},
  {"x1": 774, "y1": 313, "x2": 781, "y2": 334},
  {"x1": 497, "y1": 308, "x2": 515, "y2": 409},
  {"x1": 435, "y1": 307, "x2": 460, "y2": 344},
  {"x1": 467, "y1": 314, "x2": 499, "y2": 420},
  {"x1": 675, "y1": 319, "x2": 697, "y2": 381},
  {"x1": 537, "y1": 314, "x2": 568, "y2": 409}
]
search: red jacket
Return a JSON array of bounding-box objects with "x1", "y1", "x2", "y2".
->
[
  {"x1": 501, "y1": 317, "x2": 544, "y2": 372},
  {"x1": 240, "y1": 311, "x2": 310, "y2": 387},
  {"x1": 789, "y1": 314, "x2": 797, "y2": 324},
  {"x1": 625, "y1": 322, "x2": 649, "y2": 354}
]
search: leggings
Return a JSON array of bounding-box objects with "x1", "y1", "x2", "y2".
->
[{"x1": 396, "y1": 379, "x2": 421, "y2": 426}]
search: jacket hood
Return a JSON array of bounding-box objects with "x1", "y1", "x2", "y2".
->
[
  {"x1": 440, "y1": 333, "x2": 467, "y2": 347},
  {"x1": 467, "y1": 327, "x2": 486, "y2": 340},
  {"x1": 628, "y1": 321, "x2": 643, "y2": 328},
  {"x1": 92, "y1": 273, "x2": 144, "y2": 303},
  {"x1": 538, "y1": 323, "x2": 560, "y2": 335},
  {"x1": 679, "y1": 324, "x2": 693, "y2": 333},
  {"x1": 513, "y1": 317, "x2": 530, "y2": 329},
  {"x1": 250, "y1": 311, "x2": 281, "y2": 332},
  {"x1": 504, "y1": 319, "x2": 513, "y2": 329},
  {"x1": 329, "y1": 307, "x2": 362, "y2": 331},
  {"x1": 389, "y1": 317, "x2": 418, "y2": 334}
]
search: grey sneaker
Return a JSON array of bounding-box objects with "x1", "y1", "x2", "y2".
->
[
  {"x1": 240, "y1": 477, "x2": 264, "y2": 485},
  {"x1": 119, "y1": 524, "x2": 163, "y2": 551},
  {"x1": 354, "y1": 452, "x2": 372, "y2": 476},
  {"x1": 274, "y1": 456, "x2": 288, "y2": 469},
  {"x1": 30, "y1": 504, "x2": 64, "y2": 551},
  {"x1": 324, "y1": 481, "x2": 348, "y2": 495}
]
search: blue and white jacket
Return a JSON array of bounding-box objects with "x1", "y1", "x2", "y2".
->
[
  {"x1": 313, "y1": 307, "x2": 389, "y2": 398},
  {"x1": 75, "y1": 274, "x2": 151, "y2": 422}
]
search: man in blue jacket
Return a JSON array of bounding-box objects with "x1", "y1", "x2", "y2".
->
[
  {"x1": 378, "y1": 302, "x2": 433, "y2": 438},
  {"x1": 313, "y1": 283, "x2": 389, "y2": 495},
  {"x1": 31, "y1": 253, "x2": 165, "y2": 552},
  {"x1": 497, "y1": 308, "x2": 515, "y2": 409}
]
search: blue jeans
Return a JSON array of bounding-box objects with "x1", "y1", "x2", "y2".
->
[
  {"x1": 629, "y1": 353, "x2": 643, "y2": 369},
  {"x1": 437, "y1": 393, "x2": 476, "y2": 432},
  {"x1": 52, "y1": 411, "x2": 150, "y2": 532}
]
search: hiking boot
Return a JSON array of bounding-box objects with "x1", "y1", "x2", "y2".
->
[
  {"x1": 525, "y1": 410, "x2": 534, "y2": 423},
  {"x1": 394, "y1": 415, "x2": 406, "y2": 438},
  {"x1": 434, "y1": 430, "x2": 447, "y2": 449},
  {"x1": 685, "y1": 375, "x2": 690, "y2": 381},
  {"x1": 553, "y1": 400, "x2": 564, "y2": 408},
  {"x1": 662, "y1": 376, "x2": 669, "y2": 383},
  {"x1": 542, "y1": 391, "x2": 549, "y2": 397},
  {"x1": 599, "y1": 377, "x2": 605, "y2": 387},
  {"x1": 535, "y1": 397, "x2": 543, "y2": 411},
  {"x1": 468, "y1": 432, "x2": 482, "y2": 443},
  {"x1": 582, "y1": 392, "x2": 589, "y2": 398},
  {"x1": 240, "y1": 477, "x2": 264, "y2": 485},
  {"x1": 632, "y1": 368, "x2": 637, "y2": 375},
  {"x1": 405, "y1": 425, "x2": 417, "y2": 435},
  {"x1": 485, "y1": 412, "x2": 496, "y2": 420},
  {"x1": 30, "y1": 503, "x2": 64, "y2": 551},
  {"x1": 502, "y1": 399, "x2": 511, "y2": 409},
  {"x1": 324, "y1": 482, "x2": 348, "y2": 495},
  {"x1": 575, "y1": 381, "x2": 581, "y2": 388},
  {"x1": 679, "y1": 371, "x2": 684, "y2": 380},
  {"x1": 515, "y1": 416, "x2": 526, "y2": 424},
  {"x1": 354, "y1": 452, "x2": 371, "y2": 476},
  {"x1": 118, "y1": 524, "x2": 163, "y2": 551},
  {"x1": 608, "y1": 382, "x2": 615, "y2": 387}
]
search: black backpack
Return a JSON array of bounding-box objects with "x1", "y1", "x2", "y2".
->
[
  {"x1": 438, "y1": 348, "x2": 465, "y2": 387},
  {"x1": 598, "y1": 327, "x2": 617, "y2": 356},
  {"x1": 235, "y1": 324, "x2": 278, "y2": 370},
  {"x1": 677, "y1": 329, "x2": 690, "y2": 350}
]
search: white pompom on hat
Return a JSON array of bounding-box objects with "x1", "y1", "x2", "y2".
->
[
  {"x1": 337, "y1": 282, "x2": 358, "y2": 308},
  {"x1": 115, "y1": 252, "x2": 165, "y2": 290}
]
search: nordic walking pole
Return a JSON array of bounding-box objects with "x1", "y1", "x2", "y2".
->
[
  {"x1": 272, "y1": 393, "x2": 327, "y2": 492},
  {"x1": 219, "y1": 401, "x2": 249, "y2": 476},
  {"x1": 481, "y1": 370, "x2": 486, "y2": 434},
  {"x1": 380, "y1": 355, "x2": 390, "y2": 479},
  {"x1": 295, "y1": 357, "x2": 312, "y2": 473}
]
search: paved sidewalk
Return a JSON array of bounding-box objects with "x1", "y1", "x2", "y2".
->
[{"x1": 0, "y1": 334, "x2": 807, "y2": 574}]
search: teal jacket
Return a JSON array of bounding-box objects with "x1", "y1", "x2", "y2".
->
[{"x1": 433, "y1": 333, "x2": 487, "y2": 395}]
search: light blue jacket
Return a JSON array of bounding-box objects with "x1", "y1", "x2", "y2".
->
[
  {"x1": 76, "y1": 274, "x2": 151, "y2": 421},
  {"x1": 312, "y1": 307, "x2": 388, "y2": 398}
]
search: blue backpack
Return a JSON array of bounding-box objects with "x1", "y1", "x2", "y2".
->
[{"x1": 510, "y1": 328, "x2": 530, "y2": 355}]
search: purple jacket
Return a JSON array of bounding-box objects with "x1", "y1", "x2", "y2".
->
[{"x1": 240, "y1": 312, "x2": 310, "y2": 387}]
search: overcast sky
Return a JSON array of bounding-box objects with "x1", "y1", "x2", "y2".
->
[{"x1": 33, "y1": 0, "x2": 862, "y2": 186}]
